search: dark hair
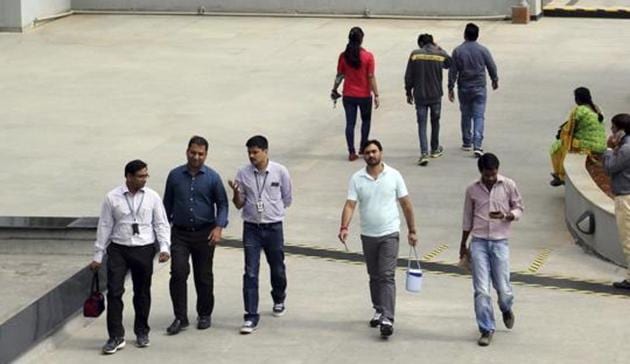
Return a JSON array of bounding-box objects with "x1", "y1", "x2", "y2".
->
[
  {"x1": 361, "y1": 139, "x2": 383, "y2": 153},
  {"x1": 477, "y1": 153, "x2": 499, "y2": 172},
  {"x1": 188, "y1": 135, "x2": 209, "y2": 151},
  {"x1": 417, "y1": 33, "x2": 433, "y2": 48},
  {"x1": 125, "y1": 159, "x2": 147, "y2": 177},
  {"x1": 344, "y1": 27, "x2": 364, "y2": 70},
  {"x1": 612, "y1": 114, "x2": 630, "y2": 134},
  {"x1": 464, "y1": 23, "x2": 479, "y2": 41},
  {"x1": 246, "y1": 135, "x2": 269, "y2": 150},
  {"x1": 574, "y1": 87, "x2": 604, "y2": 122}
]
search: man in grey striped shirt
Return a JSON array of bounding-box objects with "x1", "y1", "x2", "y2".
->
[{"x1": 228, "y1": 135, "x2": 293, "y2": 334}]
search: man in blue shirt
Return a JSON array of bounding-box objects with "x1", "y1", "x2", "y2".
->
[
  {"x1": 163, "y1": 136, "x2": 229, "y2": 335},
  {"x1": 448, "y1": 23, "x2": 499, "y2": 158}
]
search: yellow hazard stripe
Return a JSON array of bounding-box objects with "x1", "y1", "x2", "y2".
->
[
  {"x1": 544, "y1": 6, "x2": 630, "y2": 12},
  {"x1": 527, "y1": 248, "x2": 552, "y2": 273},
  {"x1": 422, "y1": 244, "x2": 449, "y2": 261}
]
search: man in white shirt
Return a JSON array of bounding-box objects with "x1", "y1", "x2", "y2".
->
[
  {"x1": 338, "y1": 140, "x2": 418, "y2": 338},
  {"x1": 89, "y1": 160, "x2": 171, "y2": 354}
]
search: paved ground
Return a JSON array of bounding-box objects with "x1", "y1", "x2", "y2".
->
[
  {"x1": 0, "y1": 254, "x2": 88, "y2": 322},
  {"x1": 1, "y1": 14, "x2": 629, "y2": 281},
  {"x1": 2, "y1": 13, "x2": 630, "y2": 363},
  {"x1": 15, "y1": 247, "x2": 630, "y2": 364}
]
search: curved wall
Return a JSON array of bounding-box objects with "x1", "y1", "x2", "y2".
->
[{"x1": 564, "y1": 153, "x2": 626, "y2": 267}]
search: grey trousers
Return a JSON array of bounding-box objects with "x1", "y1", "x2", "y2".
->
[{"x1": 361, "y1": 232, "x2": 400, "y2": 321}]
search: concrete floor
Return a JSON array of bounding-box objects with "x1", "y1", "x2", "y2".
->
[
  {"x1": 0, "y1": 254, "x2": 88, "y2": 322},
  {"x1": 1, "y1": 13, "x2": 630, "y2": 362},
  {"x1": 16, "y1": 247, "x2": 630, "y2": 364}
]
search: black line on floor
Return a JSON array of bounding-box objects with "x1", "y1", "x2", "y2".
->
[{"x1": 221, "y1": 238, "x2": 630, "y2": 297}]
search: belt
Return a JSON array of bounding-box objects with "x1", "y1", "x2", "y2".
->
[
  {"x1": 244, "y1": 221, "x2": 282, "y2": 228},
  {"x1": 173, "y1": 224, "x2": 213, "y2": 232}
]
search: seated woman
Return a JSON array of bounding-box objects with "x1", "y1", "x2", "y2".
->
[{"x1": 550, "y1": 87, "x2": 606, "y2": 186}]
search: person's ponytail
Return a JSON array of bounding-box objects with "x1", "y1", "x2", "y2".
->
[{"x1": 344, "y1": 27, "x2": 364, "y2": 70}]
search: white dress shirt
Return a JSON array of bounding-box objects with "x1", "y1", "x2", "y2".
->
[{"x1": 93, "y1": 184, "x2": 171, "y2": 263}]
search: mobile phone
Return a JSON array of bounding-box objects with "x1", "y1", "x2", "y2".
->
[{"x1": 489, "y1": 211, "x2": 503, "y2": 219}]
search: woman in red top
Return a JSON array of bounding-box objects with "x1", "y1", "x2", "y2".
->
[{"x1": 331, "y1": 27, "x2": 380, "y2": 161}]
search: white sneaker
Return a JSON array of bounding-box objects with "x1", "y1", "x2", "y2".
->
[
  {"x1": 240, "y1": 320, "x2": 257, "y2": 334},
  {"x1": 272, "y1": 303, "x2": 286, "y2": 317}
]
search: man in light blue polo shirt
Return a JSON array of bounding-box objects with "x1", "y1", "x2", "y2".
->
[{"x1": 338, "y1": 139, "x2": 418, "y2": 338}]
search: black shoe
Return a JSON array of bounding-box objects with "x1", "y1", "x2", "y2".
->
[
  {"x1": 197, "y1": 316, "x2": 212, "y2": 330},
  {"x1": 102, "y1": 337, "x2": 125, "y2": 354},
  {"x1": 478, "y1": 331, "x2": 493, "y2": 346},
  {"x1": 136, "y1": 334, "x2": 150, "y2": 348},
  {"x1": 550, "y1": 177, "x2": 565, "y2": 187},
  {"x1": 502, "y1": 310, "x2": 515, "y2": 329},
  {"x1": 369, "y1": 312, "x2": 383, "y2": 328},
  {"x1": 380, "y1": 318, "x2": 394, "y2": 337},
  {"x1": 613, "y1": 279, "x2": 630, "y2": 289},
  {"x1": 166, "y1": 319, "x2": 189, "y2": 335}
]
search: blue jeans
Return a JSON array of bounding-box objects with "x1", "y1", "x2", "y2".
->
[
  {"x1": 242, "y1": 222, "x2": 287, "y2": 324},
  {"x1": 416, "y1": 102, "x2": 441, "y2": 155},
  {"x1": 470, "y1": 238, "x2": 513, "y2": 334},
  {"x1": 458, "y1": 87, "x2": 486, "y2": 150},
  {"x1": 343, "y1": 96, "x2": 372, "y2": 154}
]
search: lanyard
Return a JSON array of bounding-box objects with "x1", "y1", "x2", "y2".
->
[
  {"x1": 254, "y1": 170, "x2": 269, "y2": 200},
  {"x1": 124, "y1": 191, "x2": 145, "y2": 222}
]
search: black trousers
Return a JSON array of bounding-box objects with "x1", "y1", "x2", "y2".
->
[
  {"x1": 169, "y1": 226, "x2": 215, "y2": 321},
  {"x1": 106, "y1": 243, "x2": 156, "y2": 338}
]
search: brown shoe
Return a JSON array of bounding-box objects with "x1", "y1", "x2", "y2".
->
[{"x1": 348, "y1": 153, "x2": 359, "y2": 161}]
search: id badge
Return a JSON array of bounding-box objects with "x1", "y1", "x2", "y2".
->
[
  {"x1": 132, "y1": 223, "x2": 140, "y2": 235},
  {"x1": 256, "y1": 200, "x2": 264, "y2": 213}
]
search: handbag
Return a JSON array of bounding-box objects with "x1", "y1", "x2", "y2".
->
[{"x1": 83, "y1": 271, "x2": 105, "y2": 317}]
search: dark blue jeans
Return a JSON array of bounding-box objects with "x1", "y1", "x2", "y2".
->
[
  {"x1": 343, "y1": 96, "x2": 372, "y2": 154},
  {"x1": 243, "y1": 222, "x2": 287, "y2": 324},
  {"x1": 458, "y1": 86, "x2": 487, "y2": 150},
  {"x1": 416, "y1": 101, "x2": 442, "y2": 155}
]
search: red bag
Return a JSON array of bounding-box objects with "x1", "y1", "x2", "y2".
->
[{"x1": 83, "y1": 272, "x2": 105, "y2": 317}]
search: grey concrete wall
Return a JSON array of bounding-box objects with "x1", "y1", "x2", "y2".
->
[
  {"x1": 0, "y1": 0, "x2": 22, "y2": 32},
  {"x1": 21, "y1": 0, "x2": 71, "y2": 26},
  {"x1": 564, "y1": 154, "x2": 626, "y2": 267},
  {"x1": 72, "y1": 0, "x2": 542, "y2": 17},
  {"x1": 0, "y1": 0, "x2": 71, "y2": 31},
  {"x1": 0, "y1": 266, "x2": 105, "y2": 364}
]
